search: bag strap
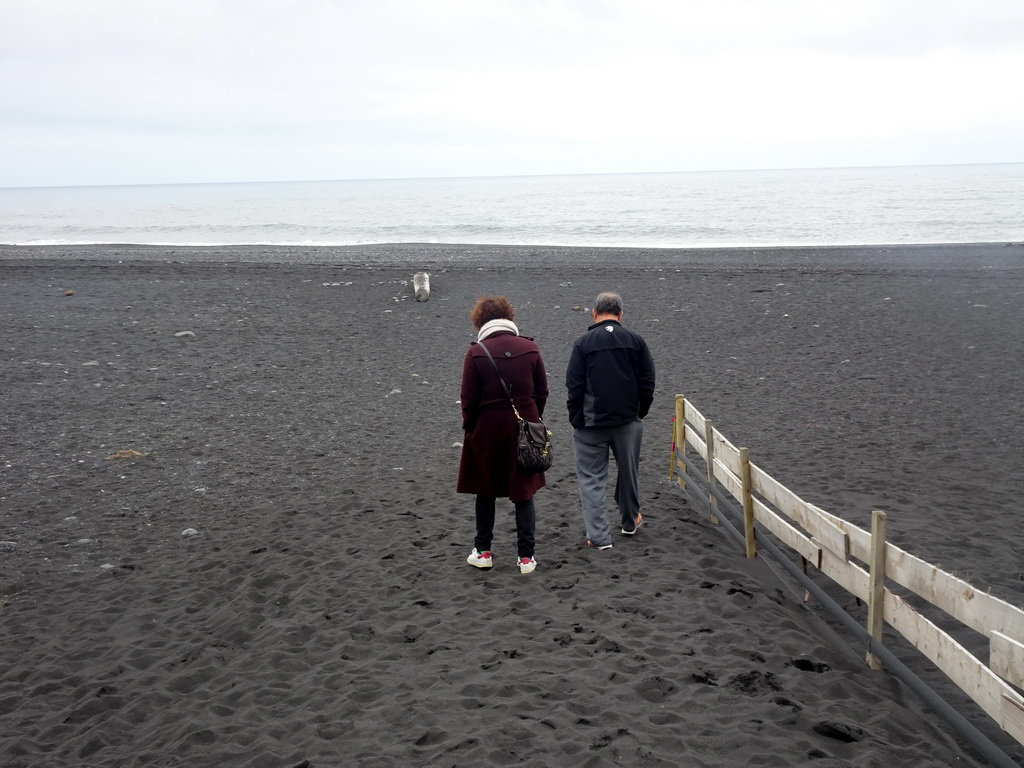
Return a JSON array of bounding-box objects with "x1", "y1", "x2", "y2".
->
[{"x1": 476, "y1": 340, "x2": 525, "y2": 422}]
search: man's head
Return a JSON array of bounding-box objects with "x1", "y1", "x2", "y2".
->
[{"x1": 592, "y1": 291, "x2": 623, "y2": 322}]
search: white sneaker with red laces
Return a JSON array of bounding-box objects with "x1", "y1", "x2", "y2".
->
[
  {"x1": 467, "y1": 549, "x2": 493, "y2": 568},
  {"x1": 517, "y1": 556, "x2": 537, "y2": 574}
]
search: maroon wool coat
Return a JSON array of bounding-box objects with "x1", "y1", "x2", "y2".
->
[{"x1": 457, "y1": 331, "x2": 549, "y2": 501}]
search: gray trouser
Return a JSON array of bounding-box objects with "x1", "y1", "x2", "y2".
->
[{"x1": 572, "y1": 420, "x2": 644, "y2": 546}]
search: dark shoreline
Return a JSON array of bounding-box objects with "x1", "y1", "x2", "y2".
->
[{"x1": 2, "y1": 241, "x2": 1023, "y2": 270}]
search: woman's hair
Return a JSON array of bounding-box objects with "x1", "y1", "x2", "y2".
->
[{"x1": 471, "y1": 295, "x2": 515, "y2": 329}]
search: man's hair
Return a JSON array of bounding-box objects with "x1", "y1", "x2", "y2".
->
[{"x1": 594, "y1": 292, "x2": 623, "y2": 316}]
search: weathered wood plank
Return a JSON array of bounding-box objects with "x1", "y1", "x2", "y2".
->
[
  {"x1": 809, "y1": 503, "x2": 872, "y2": 562},
  {"x1": 752, "y1": 497, "x2": 821, "y2": 563},
  {"x1": 712, "y1": 429, "x2": 742, "y2": 476},
  {"x1": 818, "y1": 545, "x2": 870, "y2": 602},
  {"x1": 686, "y1": 430, "x2": 708, "y2": 461},
  {"x1": 1002, "y1": 694, "x2": 1024, "y2": 746},
  {"x1": 713, "y1": 457, "x2": 743, "y2": 501},
  {"x1": 750, "y1": 466, "x2": 849, "y2": 560},
  {"x1": 885, "y1": 590, "x2": 1024, "y2": 744},
  {"x1": 683, "y1": 398, "x2": 707, "y2": 433},
  {"x1": 992, "y1": 631, "x2": 1024, "y2": 690},
  {"x1": 884, "y1": 545, "x2": 1024, "y2": 641}
]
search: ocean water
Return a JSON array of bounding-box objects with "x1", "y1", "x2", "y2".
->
[{"x1": 1, "y1": 164, "x2": 1022, "y2": 249}]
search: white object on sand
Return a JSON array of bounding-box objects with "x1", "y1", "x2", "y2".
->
[{"x1": 413, "y1": 272, "x2": 430, "y2": 301}]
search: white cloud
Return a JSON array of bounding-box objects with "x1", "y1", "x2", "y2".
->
[{"x1": 1, "y1": 0, "x2": 1022, "y2": 185}]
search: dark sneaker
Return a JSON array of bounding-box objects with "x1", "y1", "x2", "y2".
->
[{"x1": 587, "y1": 540, "x2": 613, "y2": 550}]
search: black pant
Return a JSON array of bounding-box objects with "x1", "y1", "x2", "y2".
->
[{"x1": 474, "y1": 495, "x2": 536, "y2": 558}]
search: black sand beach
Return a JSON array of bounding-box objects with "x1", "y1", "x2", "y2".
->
[{"x1": 1, "y1": 243, "x2": 1023, "y2": 767}]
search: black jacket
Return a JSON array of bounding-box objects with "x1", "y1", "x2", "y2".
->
[{"x1": 566, "y1": 319, "x2": 655, "y2": 428}]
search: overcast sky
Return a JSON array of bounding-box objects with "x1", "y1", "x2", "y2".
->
[{"x1": 2, "y1": 0, "x2": 1023, "y2": 188}]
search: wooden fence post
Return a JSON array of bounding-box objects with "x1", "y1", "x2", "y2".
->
[
  {"x1": 866, "y1": 509, "x2": 888, "y2": 669},
  {"x1": 740, "y1": 447, "x2": 755, "y2": 557},
  {"x1": 704, "y1": 419, "x2": 719, "y2": 525},
  {"x1": 671, "y1": 395, "x2": 686, "y2": 487}
]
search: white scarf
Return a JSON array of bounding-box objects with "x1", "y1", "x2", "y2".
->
[{"x1": 477, "y1": 318, "x2": 519, "y2": 342}]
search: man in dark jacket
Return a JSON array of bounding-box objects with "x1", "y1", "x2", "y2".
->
[{"x1": 566, "y1": 292, "x2": 655, "y2": 550}]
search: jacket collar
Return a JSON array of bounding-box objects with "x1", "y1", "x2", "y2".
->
[{"x1": 478, "y1": 318, "x2": 520, "y2": 341}]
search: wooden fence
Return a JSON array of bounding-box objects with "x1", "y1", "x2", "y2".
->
[{"x1": 669, "y1": 394, "x2": 1024, "y2": 749}]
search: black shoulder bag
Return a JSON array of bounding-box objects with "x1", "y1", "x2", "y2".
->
[{"x1": 477, "y1": 340, "x2": 553, "y2": 474}]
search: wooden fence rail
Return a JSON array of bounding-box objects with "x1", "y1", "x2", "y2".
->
[{"x1": 670, "y1": 394, "x2": 1024, "y2": 747}]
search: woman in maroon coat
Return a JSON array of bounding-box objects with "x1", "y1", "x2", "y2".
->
[{"x1": 457, "y1": 296, "x2": 548, "y2": 574}]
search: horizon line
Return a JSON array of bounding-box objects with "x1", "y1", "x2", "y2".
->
[{"x1": 3, "y1": 160, "x2": 1022, "y2": 192}]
